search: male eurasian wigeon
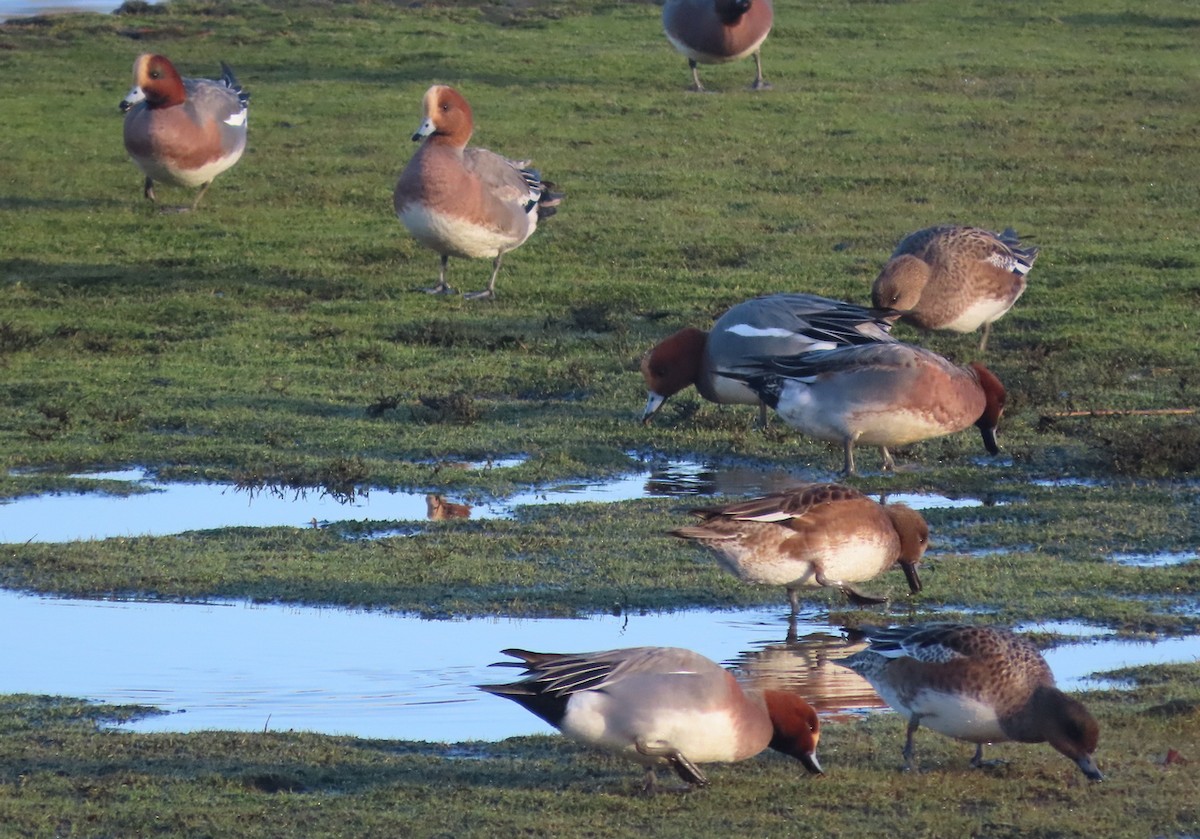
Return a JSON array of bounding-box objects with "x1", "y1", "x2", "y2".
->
[
  {"x1": 731, "y1": 341, "x2": 1006, "y2": 475},
  {"x1": 479, "y1": 646, "x2": 822, "y2": 792},
  {"x1": 640, "y1": 293, "x2": 896, "y2": 425},
  {"x1": 838, "y1": 623, "x2": 1103, "y2": 780},
  {"x1": 662, "y1": 0, "x2": 774, "y2": 92},
  {"x1": 871, "y1": 225, "x2": 1039, "y2": 352},
  {"x1": 120, "y1": 54, "x2": 249, "y2": 211},
  {"x1": 394, "y1": 85, "x2": 563, "y2": 300},
  {"x1": 671, "y1": 483, "x2": 927, "y2": 610}
]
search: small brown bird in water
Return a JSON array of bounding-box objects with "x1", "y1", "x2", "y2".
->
[{"x1": 426, "y1": 494, "x2": 471, "y2": 521}]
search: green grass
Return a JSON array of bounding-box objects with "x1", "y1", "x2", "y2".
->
[
  {"x1": 1, "y1": 0, "x2": 1199, "y2": 836},
  {"x1": 0, "y1": 0, "x2": 1197, "y2": 489}
]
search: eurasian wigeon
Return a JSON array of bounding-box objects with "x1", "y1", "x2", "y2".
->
[
  {"x1": 671, "y1": 483, "x2": 928, "y2": 610},
  {"x1": 394, "y1": 85, "x2": 563, "y2": 300},
  {"x1": 425, "y1": 493, "x2": 471, "y2": 520},
  {"x1": 479, "y1": 645, "x2": 822, "y2": 792},
  {"x1": 838, "y1": 623, "x2": 1103, "y2": 780},
  {"x1": 871, "y1": 225, "x2": 1039, "y2": 352},
  {"x1": 640, "y1": 293, "x2": 896, "y2": 425},
  {"x1": 731, "y1": 341, "x2": 1006, "y2": 475},
  {"x1": 662, "y1": 0, "x2": 774, "y2": 92},
  {"x1": 120, "y1": 54, "x2": 249, "y2": 211}
]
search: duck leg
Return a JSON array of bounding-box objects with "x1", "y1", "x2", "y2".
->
[
  {"x1": 143, "y1": 176, "x2": 157, "y2": 204},
  {"x1": 755, "y1": 400, "x2": 769, "y2": 429},
  {"x1": 464, "y1": 254, "x2": 501, "y2": 300},
  {"x1": 636, "y1": 739, "x2": 709, "y2": 788},
  {"x1": 902, "y1": 716, "x2": 921, "y2": 771},
  {"x1": 968, "y1": 743, "x2": 1007, "y2": 770},
  {"x1": 424, "y1": 254, "x2": 457, "y2": 295},
  {"x1": 840, "y1": 585, "x2": 889, "y2": 607},
  {"x1": 188, "y1": 181, "x2": 213, "y2": 212},
  {"x1": 880, "y1": 446, "x2": 896, "y2": 472},
  {"x1": 978, "y1": 322, "x2": 992, "y2": 353},
  {"x1": 841, "y1": 439, "x2": 858, "y2": 477},
  {"x1": 749, "y1": 51, "x2": 772, "y2": 90},
  {"x1": 814, "y1": 570, "x2": 887, "y2": 606},
  {"x1": 687, "y1": 59, "x2": 705, "y2": 93}
]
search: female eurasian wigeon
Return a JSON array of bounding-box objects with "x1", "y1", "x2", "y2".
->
[
  {"x1": 671, "y1": 483, "x2": 928, "y2": 610},
  {"x1": 120, "y1": 54, "x2": 249, "y2": 211},
  {"x1": 662, "y1": 0, "x2": 774, "y2": 91},
  {"x1": 640, "y1": 293, "x2": 896, "y2": 425},
  {"x1": 732, "y1": 341, "x2": 1006, "y2": 475},
  {"x1": 425, "y1": 493, "x2": 471, "y2": 520},
  {"x1": 394, "y1": 85, "x2": 563, "y2": 300},
  {"x1": 838, "y1": 623, "x2": 1103, "y2": 780},
  {"x1": 479, "y1": 646, "x2": 822, "y2": 792},
  {"x1": 871, "y1": 225, "x2": 1039, "y2": 352}
]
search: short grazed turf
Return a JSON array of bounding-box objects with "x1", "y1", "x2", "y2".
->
[{"x1": 0, "y1": 1, "x2": 1197, "y2": 836}]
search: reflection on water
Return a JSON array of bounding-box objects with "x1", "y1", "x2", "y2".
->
[
  {"x1": 2, "y1": 590, "x2": 1197, "y2": 742},
  {"x1": 728, "y1": 633, "x2": 887, "y2": 720},
  {"x1": 1, "y1": 460, "x2": 994, "y2": 544}
]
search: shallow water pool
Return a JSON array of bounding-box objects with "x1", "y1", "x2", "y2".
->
[
  {"x1": 0, "y1": 460, "x2": 995, "y2": 543},
  {"x1": 3, "y1": 590, "x2": 1196, "y2": 742}
]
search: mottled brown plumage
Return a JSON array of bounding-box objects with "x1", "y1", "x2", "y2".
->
[
  {"x1": 871, "y1": 225, "x2": 1038, "y2": 351},
  {"x1": 672, "y1": 484, "x2": 928, "y2": 610},
  {"x1": 839, "y1": 623, "x2": 1102, "y2": 780}
]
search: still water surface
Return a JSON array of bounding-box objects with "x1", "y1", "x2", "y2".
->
[
  {"x1": 0, "y1": 460, "x2": 994, "y2": 543},
  {"x1": 3, "y1": 590, "x2": 1198, "y2": 742}
]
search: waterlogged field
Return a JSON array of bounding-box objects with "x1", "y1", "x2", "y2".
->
[{"x1": 0, "y1": 0, "x2": 1198, "y2": 836}]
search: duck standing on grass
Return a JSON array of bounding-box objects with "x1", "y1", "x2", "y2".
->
[
  {"x1": 728, "y1": 341, "x2": 1006, "y2": 475},
  {"x1": 479, "y1": 646, "x2": 822, "y2": 792},
  {"x1": 871, "y1": 225, "x2": 1039, "y2": 352},
  {"x1": 120, "y1": 53, "x2": 249, "y2": 212},
  {"x1": 394, "y1": 85, "x2": 563, "y2": 300},
  {"x1": 838, "y1": 623, "x2": 1103, "y2": 780},
  {"x1": 671, "y1": 483, "x2": 927, "y2": 611},
  {"x1": 640, "y1": 292, "x2": 897, "y2": 426},
  {"x1": 662, "y1": 0, "x2": 774, "y2": 92}
]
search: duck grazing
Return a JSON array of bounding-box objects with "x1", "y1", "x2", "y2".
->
[
  {"x1": 120, "y1": 54, "x2": 249, "y2": 211},
  {"x1": 731, "y1": 341, "x2": 1006, "y2": 475},
  {"x1": 671, "y1": 484, "x2": 928, "y2": 611},
  {"x1": 662, "y1": 0, "x2": 774, "y2": 92},
  {"x1": 394, "y1": 85, "x2": 563, "y2": 300},
  {"x1": 640, "y1": 293, "x2": 896, "y2": 425},
  {"x1": 838, "y1": 623, "x2": 1102, "y2": 780},
  {"x1": 871, "y1": 225, "x2": 1039, "y2": 352},
  {"x1": 479, "y1": 646, "x2": 822, "y2": 792}
]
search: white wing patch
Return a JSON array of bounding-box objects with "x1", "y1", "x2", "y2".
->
[
  {"x1": 724, "y1": 324, "x2": 800, "y2": 339},
  {"x1": 985, "y1": 251, "x2": 1031, "y2": 276}
]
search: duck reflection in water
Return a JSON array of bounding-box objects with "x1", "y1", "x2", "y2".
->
[{"x1": 729, "y1": 629, "x2": 889, "y2": 721}]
